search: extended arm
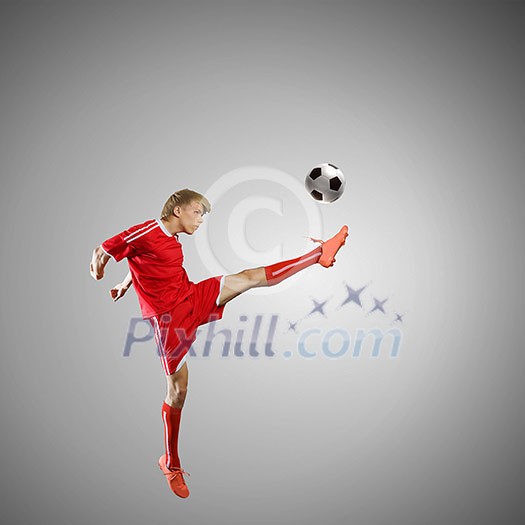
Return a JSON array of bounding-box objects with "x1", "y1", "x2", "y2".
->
[
  {"x1": 110, "y1": 271, "x2": 133, "y2": 302},
  {"x1": 90, "y1": 246, "x2": 110, "y2": 280}
]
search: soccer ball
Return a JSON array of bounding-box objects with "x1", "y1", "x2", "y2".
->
[{"x1": 305, "y1": 163, "x2": 345, "y2": 203}]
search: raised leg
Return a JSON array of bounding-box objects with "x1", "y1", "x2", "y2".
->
[
  {"x1": 218, "y1": 246, "x2": 322, "y2": 306},
  {"x1": 218, "y1": 267, "x2": 267, "y2": 306},
  {"x1": 217, "y1": 225, "x2": 348, "y2": 307}
]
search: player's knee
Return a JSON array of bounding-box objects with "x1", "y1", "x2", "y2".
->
[
  {"x1": 167, "y1": 381, "x2": 187, "y2": 403},
  {"x1": 241, "y1": 268, "x2": 264, "y2": 287},
  {"x1": 176, "y1": 386, "x2": 188, "y2": 403},
  {"x1": 178, "y1": 392, "x2": 188, "y2": 407},
  {"x1": 167, "y1": 388, "x2": 187, "y2": 407}
]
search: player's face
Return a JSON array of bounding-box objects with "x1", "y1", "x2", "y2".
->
[{"x1": 180, "y1": 201, "x2": 205, "y2": 234}]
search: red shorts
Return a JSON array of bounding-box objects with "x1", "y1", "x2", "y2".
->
[{"x1": 148, "y1": 276, "x2": 226, "y2": 375}]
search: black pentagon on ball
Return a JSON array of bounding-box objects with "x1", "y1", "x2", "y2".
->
[
  {"x1": 329, "y1": 176, "x2": 342, "y2": 191},
  {"x1": 328, "y1": 163, "x2": 339, "y2": 170},
  {"x1": 310, "y1": 189, "x2": 323, "y2": 201},
  {"x1": 309, "y1": 167, "x2": 322, "y2": 180}
]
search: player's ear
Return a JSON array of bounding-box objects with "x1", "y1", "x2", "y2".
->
[{"x1": 173, "y1": 206, "x2": 181, "y2": 218}]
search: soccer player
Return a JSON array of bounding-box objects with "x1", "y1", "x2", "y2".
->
[{"x1": 90, "y1": 189, "x2": 348, "y2": 498}]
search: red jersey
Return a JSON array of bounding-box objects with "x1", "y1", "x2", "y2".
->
[{"x1": 101, "y1": 219, "x2": 193, "y2": 319}]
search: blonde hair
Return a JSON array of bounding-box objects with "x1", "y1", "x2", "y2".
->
[{"x1": 160, "y1": 189, "x2": 211, "y2": 220}]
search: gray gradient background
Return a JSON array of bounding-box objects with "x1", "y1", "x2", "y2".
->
[{"x1": 1, "y1": 1, "x2": 524, "y2": 524}]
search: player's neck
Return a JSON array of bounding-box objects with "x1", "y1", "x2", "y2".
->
[{"x1": 160, "y1": 217, "x2": 183, "y2": 235}]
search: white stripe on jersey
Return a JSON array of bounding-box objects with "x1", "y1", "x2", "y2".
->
[
  {"x1": 125, "y1": 222, "x2": 158, "y2": 244},
  {"x1": 123, "y1": 220, "x2": 157, "y2": 242}
]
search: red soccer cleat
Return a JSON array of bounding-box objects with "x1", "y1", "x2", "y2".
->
[
  {"x1": 158, "y1": 455, "x2": 190, "y2": 498},
  {"x1": 310, "y1": 225, "x2": 349, "y2": 268}
]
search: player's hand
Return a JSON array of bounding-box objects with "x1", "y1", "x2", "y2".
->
[{"x1": 110, "y1": 283, "x2": 128, "y2": 302}]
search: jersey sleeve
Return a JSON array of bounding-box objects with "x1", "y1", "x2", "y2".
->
[{"x1": 100, "y1": 220, "x2": 155, "y2": 262}]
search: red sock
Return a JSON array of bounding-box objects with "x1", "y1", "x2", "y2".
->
[
  {"x1": 162, "y1": 402, "x2": 182, "y2": 470},
  {"x1": 264, "y1": 246, "x2": 321, "y2": 285}
]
